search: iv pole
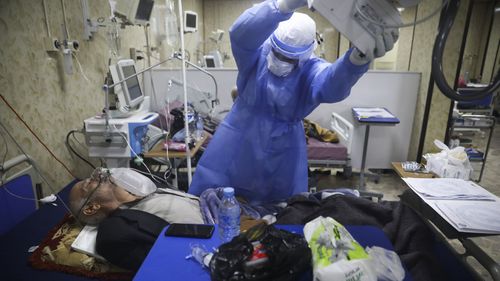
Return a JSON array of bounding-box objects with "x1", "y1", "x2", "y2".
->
[
  {"x1": 177, "y1": 0, "x2": 193, "y2": 185},
  {"x1": 102, "y1": 0, "x2": 215, "y2": 186}
]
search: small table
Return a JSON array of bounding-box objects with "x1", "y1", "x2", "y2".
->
[
  {"x1": 352, "y1": 107, "x2": 400, "y2": 189},
  {"x1": 133, "y1": 224, "x2": 413, "y2": 281},
  {"x1": 144, "y1": 132, "x2": 207, "y2": 188},
  {"x1": 390, "y1": 166, "x2": 500, "y2": 280},
  {"x1": 391, "y1": 162, "x2": 436, "y2": 179}
]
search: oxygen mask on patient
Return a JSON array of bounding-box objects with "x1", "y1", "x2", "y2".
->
[{"x1": 110, "y1": 168, "x2": 157, "y2": 197}]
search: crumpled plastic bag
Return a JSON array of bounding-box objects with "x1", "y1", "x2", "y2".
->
[
  {"x1": 303, "y1": 216, "x2": 405, "y2": 281},
  {"x1": 366, "y1": 246, "x2": 405, "y2": 281},
  {"x1": 424, "y1": 139, "x2": 473, "y2": 180},
  {"x1": 209, "y1": 223, "x2": 311, "y2": 281}
]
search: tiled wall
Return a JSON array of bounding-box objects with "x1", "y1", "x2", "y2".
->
[{"x1": 0, "y1": 0, "x2": 202, "y2": 193}]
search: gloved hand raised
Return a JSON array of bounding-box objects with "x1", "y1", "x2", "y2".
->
[
  {"x1": 349, "y1": 28, "x2": 399, "y2": 65},
  {"x1": 277, "y1": 0, "x2": 308, "y2": 13}
]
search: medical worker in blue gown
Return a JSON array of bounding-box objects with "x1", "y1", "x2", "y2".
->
[{"x1": 189, "y1": 0, "x2": 398, "y2": 203}]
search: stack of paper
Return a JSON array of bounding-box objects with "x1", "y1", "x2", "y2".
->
[
  {"x1": 352, "y1": 107, "x2": 395, "y2": 119},
  {"x1": 403, "y1": 178, "x2": 497, "y2": 201},
  {"x1": 433, "y1": 201, "x2": 500, "y2": 234},
  {"x1": 403, "y1": 178, "x2": 500, "y2": 234}
]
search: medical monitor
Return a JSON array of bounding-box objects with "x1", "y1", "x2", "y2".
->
[
  {"x1": 204, "y1": 51, "x2": 223, "y2": 68},
  {"x1": 204, "y1": 56, "x2": 216, "y2": 68},
  {"x1": 114, "y1": 0, "x2": 154, "y2": 25},
  {"x1": 184, "y1": 11, "x2": 198, "y2": 33},
  {"x1": 109, "y1": 59, "x2": 144, "y2": 110}
]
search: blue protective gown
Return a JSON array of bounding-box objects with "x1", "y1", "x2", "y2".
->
[{"x1": 188, "y1": 0, "x2": 369, "y2": 204}]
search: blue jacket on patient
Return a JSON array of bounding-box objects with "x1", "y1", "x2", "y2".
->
[{"x1": 188, "y1": 0, "x2": 369, "y2": 204}]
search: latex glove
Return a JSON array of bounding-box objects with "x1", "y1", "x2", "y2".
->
[
  {"x1": 349, "y1": 28, "x2": 399, "y2": 65},
  {"x1": 277, "y1": 0, "x2": 308, "y2": 13}
]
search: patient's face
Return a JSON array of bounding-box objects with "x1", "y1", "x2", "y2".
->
[{"x1": 71, "y1": 178, "x2": 139, "y2": 208}]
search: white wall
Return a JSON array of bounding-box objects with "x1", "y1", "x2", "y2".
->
[
  {"x1": 308, "y1": 71, "x2": 421, "y2": 169},
  {"x1": 145, "y1": 68, "x2": 421, "y2": 169}
]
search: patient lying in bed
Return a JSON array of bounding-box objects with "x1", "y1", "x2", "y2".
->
[
  {"x1": 68, "y1": 168, "x2": 214, "y2": 270},
  {"x1": 68, "y1": 168, "x2": 272, "y2": 271},
  {"x1": 69, "y1": 171, "x2": 204, "y2": 226}
]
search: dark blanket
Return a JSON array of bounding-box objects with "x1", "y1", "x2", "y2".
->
[{"x1": 275, "y1": 194, "x2": 448, "y2": 281}]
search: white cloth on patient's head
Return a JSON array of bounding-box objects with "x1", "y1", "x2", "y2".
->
[{"x1": 110, "y1": 168, "x2": 157, "y2": 197}]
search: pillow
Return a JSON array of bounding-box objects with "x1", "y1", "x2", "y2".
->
[{"x1": 29, "y1": 214, "x2": 133, "y2": 280}]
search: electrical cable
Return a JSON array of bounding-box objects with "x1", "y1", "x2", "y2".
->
[
  {"x1": 129, "y1": 167, "x2": 174, "y2": 188},
  {"x1": 65, "y1": 130, "x2": 95, "y2": 169},
  {"x1": 71, "y1": 131, "x2": 86, "y2": 151},
  {"x1": 353, "y1": 0, "x2": 449, "y2": 29},
  {"x1": 0, "y1": 94, "x2": 77, "y2": 178},
  {"x1": 354, "y1": 0, "x2": 500, "y2": 101},
  {"x1": 431, "y1": 0, "x2": 500, "y2": 101},
  {"x1": 0, "y1": 181, "x2": 39, "y2": 201}
]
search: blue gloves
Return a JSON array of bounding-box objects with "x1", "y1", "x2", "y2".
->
[{"x1": 277, "y1": 0, "x2": 308, "y2": 13}]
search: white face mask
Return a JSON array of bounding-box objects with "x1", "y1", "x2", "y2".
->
[{"x1": 267, "y1": 52, "x2": 295, "y2": 77}]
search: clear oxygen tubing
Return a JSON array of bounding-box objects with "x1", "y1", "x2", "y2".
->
[
  {"x1": 177, "y1": 0, "x2": 193, "y2": 185},
  {"x1": 431, "y1": 0, "x2": 500, "y2": 102}
]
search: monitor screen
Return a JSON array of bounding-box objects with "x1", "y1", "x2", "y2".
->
[
  {"x1": 205, "y1": 57, "x2": 215, "y2": 68},
  {"x1": 186, "y1": 13, "x2": 197, "y2": 29},
  {"x1": 122, "y1": 65, "x2": 143, "y2": 102},
  {"x1": 135, "y1": 0, "x2": 154, "y2": 21}
]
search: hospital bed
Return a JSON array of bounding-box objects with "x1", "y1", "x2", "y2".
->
[
  {"x1": 0, "y1": 155, "x2": 91, "y2": 281},
  {"x1": 204, "y1": 111, "x2": 354, "y2": 177},
  {"x1": 307, "y1": 112, "x2": 353, "y2": 177},
  {"x1": 1, "y1": 154, "x2": 43, "y2": 235},
  {"x1": 0, "y1": 155, "x2": 483, "y2": 281}
]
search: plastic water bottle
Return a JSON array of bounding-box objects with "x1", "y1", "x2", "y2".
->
[
  {"x1": 195, "y1": 117, "x2": 204, "y2": 141},
  {"x1": 188, "y1": 244, "x2": 213, "y2": 268},
  {"x1": 218, "y1": 187, "x2": 240, "y2": 242}
]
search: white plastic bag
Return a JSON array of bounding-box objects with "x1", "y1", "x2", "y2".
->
[
  {"x1": 423, "y1": 140, "x2": 473, "y2": 180},
  {"x1": 366, "y1": 246, "x2": 405, "y2": 281},
  {"x1": 303, "y1": 216, "x2": 377, "y2": 281}
]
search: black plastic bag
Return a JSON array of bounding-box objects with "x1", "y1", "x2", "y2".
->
[{"x1": 209, "y1": 224, "x2": 311, "y2": 281}]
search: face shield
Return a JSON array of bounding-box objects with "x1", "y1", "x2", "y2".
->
[{"x1": 267, "y1": 12, "x2": 316, "y2": 77}]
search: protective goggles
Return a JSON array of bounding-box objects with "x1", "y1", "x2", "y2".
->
[{"x1": 271, "y1": 48, "x2": 298, "y2": 65}]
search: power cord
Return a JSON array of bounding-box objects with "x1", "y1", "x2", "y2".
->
[{"x1": 65, "y1": 129, "x2": 96, "y2": 169}]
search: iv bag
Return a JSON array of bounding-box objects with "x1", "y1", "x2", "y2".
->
[
  {"x1": 151, "y1": 0, "x2": 179, "y2": 51},
  {"x1": 165, "y1": 0, "x2": 179, "y2": 47},
  {"x1": 106, "y1": 20, "x2": 121, "y2": 58}
]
